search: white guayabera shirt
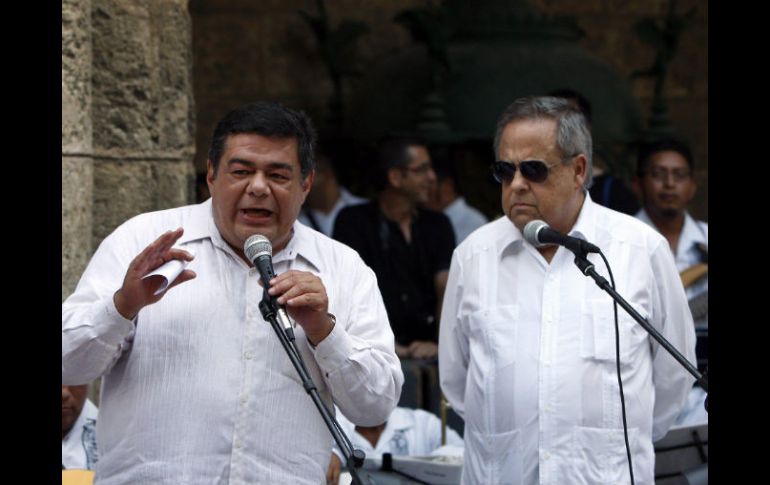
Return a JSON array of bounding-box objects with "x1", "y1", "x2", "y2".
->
[
  {"x1": 62, "y1": 199, "x2": 403, "y2": 485},
  {"x1": 439, "y1": 195, "x2": 696, "y2": 485}
]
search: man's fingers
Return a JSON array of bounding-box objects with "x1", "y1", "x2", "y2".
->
[
  {"x1": 285, "y1": 292, "x2": 325, "y2": 308},
  {"x1": 269, "y1": 273, "x2": 325, "y2": 302},
  {"x1": 267, "y1": 271, "x2": 304, "y2": 293},
  {"x1": 276, "y1": 282, "x2": 319, "y2": 303},
  {"x1": 130, "y1": 228, "x2": 186, "y2": 273},
  {"x1": 165, "y1": 248, "x2": 195, "y2": 262}
]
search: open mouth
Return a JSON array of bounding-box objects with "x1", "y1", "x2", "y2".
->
[
  {"x1": 242, "y1": 208, "x2": 272, "y2": 216},
  {"x1": 240, "y1": 208, "x2": 273, "y2": 223}
]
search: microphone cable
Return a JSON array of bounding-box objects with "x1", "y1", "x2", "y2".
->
[{"x1": 598, "y1": 251, "x2": 635, "y2": 485}]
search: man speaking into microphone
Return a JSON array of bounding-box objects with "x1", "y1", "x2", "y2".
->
[
  {"x1": 62, "y1": 102, "x2": 403, "y2": 484},
  {"x1": 438, "y1": 96, "x2": 696, "y2": 484}
]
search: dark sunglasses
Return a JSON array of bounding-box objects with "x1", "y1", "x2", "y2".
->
[{"x1": 491, "y1": 156, "x2": 573, "y2": 184}]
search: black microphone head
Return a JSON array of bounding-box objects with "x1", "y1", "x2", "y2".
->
[
  {"x1": 523, "y1": 219, "x2": 549, "y2": 247},
  {"x1": 244, "y1": 234, "x2": 272, "y2": 264}
]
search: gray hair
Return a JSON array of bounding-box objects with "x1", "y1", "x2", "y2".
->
[{"x1": 493, "y1": 96, "x2": 593, "y2": 190}]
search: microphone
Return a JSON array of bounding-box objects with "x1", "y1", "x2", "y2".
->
[
  {"x1": 523, "y1": 219, "x2": 601, "y2": 255},
  {"x1": 244, "y1": 234, "x2": 295, "y2": 335}
]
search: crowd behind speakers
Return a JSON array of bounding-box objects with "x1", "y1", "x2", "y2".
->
[{"x1": 63, "y1": 94, "x2": 705, "y2": 485}]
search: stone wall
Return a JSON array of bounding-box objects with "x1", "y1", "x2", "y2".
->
[
  {"x1": 62, "y1": 0, "x2": 94, "y2": 302},
  {"x1": 91, "y1": 0, "x2": 196, "y2": 246}
]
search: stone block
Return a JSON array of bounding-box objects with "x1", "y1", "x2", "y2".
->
[
  {"x1": 62, "y1": 0, "x2": 92, "y2": 152},
  {"x1": 62, "y1": 156, "x2": 93, "y2": 300},
  {"x1": 92, "y1": 158, "x2": 193, "y2": 247},
  {"x1": 92, "y1": 0, "x2": 195, "y2": 154}
]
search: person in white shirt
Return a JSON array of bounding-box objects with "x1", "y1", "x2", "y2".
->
[
  {"x1": 634, "y1": 137, "x2": 708, "y2": 426},
  {"x1": 439, "y1": 96, "x2": 696, "y2": 485},
  {"x1": 62, "y1": 384, "x2": 98, "y2": 470},
  {"x1": 326, "y1": 406, "x2": 464, "y2": 484},
  {"x1": 297, "y1": 151, "x2": 366, "y2": 237},
  {"x1": 62, "y1": 101, "x2": 403, "y2": 484},
  {"x1": 633, "y1": 137, "x2": 707, "y2": 321},
  {"x1": 425, "y1": 161, "x2": 488, "y2": 245}
]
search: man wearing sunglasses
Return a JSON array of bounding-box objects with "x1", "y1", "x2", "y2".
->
[{"x1": 439, "y1": 96, "x2": 695, "y2": 484}]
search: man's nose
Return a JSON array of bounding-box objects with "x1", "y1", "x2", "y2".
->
[
  {"x1": 426, "y1": 166, "x2": 437, "y2": 183},
  {"x1": 247, "y1": 172, "x2": 270, "y2": 196},
  {"x1": 509, "y1": 167, "x2": 530, "y2": 191}
]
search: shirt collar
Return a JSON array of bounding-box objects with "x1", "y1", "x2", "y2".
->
[
  {"x1": 444, "y1": 197, "x2": 466, "y2": 218},
  {"x1": 635, "y1": 208, "x2": 707, "y2": 248},
  {"x1": 271, "y1": 220, "x2": 323, "y2": 273},
  {"x1": 495, "y1": 192, "x2": 594, "y2": 256},
  {"x1": 177, "y1": 198, "x2": 216, "y2": 245},
  {"x1": 188, "y1": 198, "x2": 245, "y2": 262},
  {"x1": 681, "y1": 211, "x2": 707, "y2": 247},
  {"x1": 182, "y1": 199, "x2": 322, "y2": 271},
  {"x1": 385, "y1": 408, "x2": 416, "y2": 432},
  {"x1": 569, "y1": 192, "x2": 597, "y2": 246}
]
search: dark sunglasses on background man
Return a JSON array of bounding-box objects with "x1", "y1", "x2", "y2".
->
[{"x1": 490, "y1": 155, "x2": 576, "y2": 184}]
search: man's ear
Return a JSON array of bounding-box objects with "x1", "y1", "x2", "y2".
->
[
  {"x1": 301, "y1": 169, "x2": 315, "y2": 197},
  {"x1": 684, "y1": 177, "x2": 697, "y2": 203},
  {"x1": 387, "y1": 167, "x2": 403, "y2": 189},
  {"x1": 573, "y1": 154, "x2": 587, "y2": 189},
  {"x1": 207, "y1": 159, "x2": 216, "y2": 185}
]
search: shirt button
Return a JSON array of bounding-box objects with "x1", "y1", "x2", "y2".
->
[
  {"x1": 235, "y1": 440, "x2": 242, "y2": 449},
  {"x1": 543, "y1": 451, "x2": 550, "y2": 460},
  {"x1": 244, "y1": 351, "x2": 253, "y2": 360},
  {"x1": 240, "y1": 395, "x2": 248, "y2": 404}
]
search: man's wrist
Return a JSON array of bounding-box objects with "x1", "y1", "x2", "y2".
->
[
  {"x1": 307, "y1": 313, "x2": 336, "y2": 346},
  {"x1": 113, "y1": 289, "x2": 140, "y2": 320}
]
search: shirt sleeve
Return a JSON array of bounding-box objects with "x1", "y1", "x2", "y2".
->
[
  {"x1": 310, "y1": 255, "x2": 404, "y2": 427},
  {"x1": 62, "y1": 223, "x2": 138, "y2": 385},
  {"x1": 648, "y1": 239, "x2": 698, "y2": 441},
  {"x1": 438, "y1": 250, "x2": 469, "y2": 419}
]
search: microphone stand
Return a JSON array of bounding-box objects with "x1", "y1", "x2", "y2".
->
[
  {"x1": 258, "y1": 293, "x2": 370, "y2": 485},
  {"x1": 571, "y1": 251, "x2": 708, "y2": 406}
]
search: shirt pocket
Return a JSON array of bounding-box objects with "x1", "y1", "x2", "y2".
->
[
  {"x1": 464, "y1": 427, "x2": 522, "y2": 485},
  {"x1": 580, "y1": 299, "x2": 649, "y2": 364},
  {"x1": 572, "y1": 426, "x2": 639, "y2": 484},
  {"x1": 467, "y1": 304, "x2": 519, "y2": 369}
]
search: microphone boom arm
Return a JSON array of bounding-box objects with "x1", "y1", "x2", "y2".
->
[
  {"x1": 258, "y1": 294, "x2": 369, "y2": 485},
  {"x1": 572, "y1": 253, "x2": 708, "y2": 395}
]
